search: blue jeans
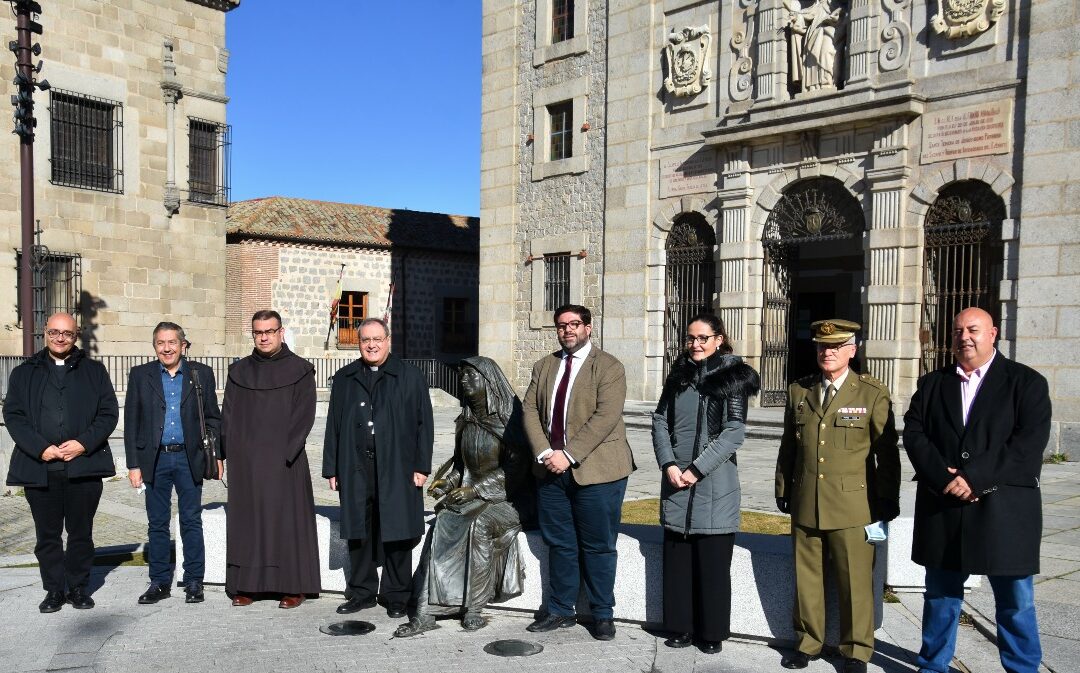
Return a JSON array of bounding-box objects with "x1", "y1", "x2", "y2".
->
[
  {"x1": 146, "y1": 450, "x2": 204, "y2": 585},
  {"x1": 536, "y1": 473, "x2": 627, "y2": 620},
  {"x1": 918, "y1": 568, "x2": 1041, "y2": 673}
]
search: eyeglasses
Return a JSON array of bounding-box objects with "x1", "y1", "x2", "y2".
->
[
  {"x1": 816, "y1": 341, "x2": 855, "y2": 352},
  {"x1": 251, "y1": 327, "x2": 282, "y2": 338},
  {"x1": 45, "y1": 329, "x2": 77, "y2": 340},
  {"x1": 685, "y1": 335, "x2": 716, "y2": 345},
  {"x1": 360, "y1": 336, "x2": 387, "y2": 345},
  {"x1": 555, "y1": 321, "x2": 585, "y2": 332}
]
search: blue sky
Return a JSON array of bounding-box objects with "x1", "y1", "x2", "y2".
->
[{"x1": 225, "y1": 2, "x2": 480, "y2": 216}]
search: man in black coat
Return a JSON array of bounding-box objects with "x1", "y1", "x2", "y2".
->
[
  {"x1": 904, "y1": 307, "x2": 1051, "y2": 673},
  {"x1": 3, "y1": 313, "x2": 118, "y2": 613},
  {"x1": 124, "y1": 322, "x2": 221, "y2": 605},
  {"x1": 323, "y1": 318, "x2": 434, "y2": 618}
]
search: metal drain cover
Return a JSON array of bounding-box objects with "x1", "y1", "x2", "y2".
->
[
  {"x1": 320, "y1": 620, "x2": 376, "y2": 636},
  {"x1": 483, "y1": 639, "x2": 544, "y2": 657}
]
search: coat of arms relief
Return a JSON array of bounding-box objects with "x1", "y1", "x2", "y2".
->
[
  {"x1": 931, "y1": 0, "x2": 1007, "y2": 39},
  {"x1": 664, "y1": 26, "x2": 712, "y2": 98}
]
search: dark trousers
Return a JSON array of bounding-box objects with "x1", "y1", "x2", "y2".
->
[
  {"x1": 145, "y1": 449, "x2": 204, "y2": 585},
  {"x1": 536, "y1": 472, "x2": 627, "y2": 620},
  {"x1": 345, "y1": 453, "x2": 416, "y2": 603},
  {"x1": 662, "y1": 529, "x2": 735, "y2": 642},
  {"x1": 24, "y1": 472, "x2": 103, "y2": 592}
]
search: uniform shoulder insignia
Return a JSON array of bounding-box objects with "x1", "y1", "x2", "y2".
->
[{"x1": 858, "y1": 373, "x2": 889, "y2": 391}]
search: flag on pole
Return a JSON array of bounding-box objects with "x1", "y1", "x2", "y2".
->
[
  {"x1": 383, "y1": 281, "x2": 395, "y2": 323},
  {"x1": 328, "y1": 264, "x2": 345, "y2": 329}
]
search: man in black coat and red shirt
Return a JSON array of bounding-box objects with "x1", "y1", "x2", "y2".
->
[
  {"x1": 3, "y1": 313, "x2": 119, "y2": 613},
  {"x1": 904, "y1": 307, "x2": 1051, "y2": 673}
]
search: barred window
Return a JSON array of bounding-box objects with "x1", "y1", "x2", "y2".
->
[
  {"x1": 49, "y1": 90, "x2": 123, "y2": 193},
  {"x1": 441, "y1": 298, "x2": 473, "y2": 353},
  {"x1": 552, "y1": 0, "x2": 574, "y2": 43},
  {"x1": 543, "y1": 253, "x2": 571, "y2": 311},
  {"x1": 548, "y1": 101, "x2": 573, "y2": 161},
  {"x1": 15, "y1": 249, "x2": 82, "y2": 351},
  {"x1": 188, "y1": 118, "x2": 231, "y2": 206},
  {"x1": 336, "y1": 291, "x2": 368, "y2": 349}
]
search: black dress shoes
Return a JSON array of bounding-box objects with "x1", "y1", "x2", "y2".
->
[
  {"x1": 592, "y1": 618, "x2": 616, "y2": 641},
  {"x1": 39, "y1": 591, "x2": 65, "y2": 613},
  {"x1": 66, "y1": 587, "x2": 95, "y2": 609},
  {"x1": 780, "y1": 650, "x2": 814, "y2": 669},
  {"x1": 841, "y1": 657, "x2": 867, "y2": 673},
  {"x1": 526, "y1": 614, "x2": 577, "y2": 632},
  {"x1": 138, "y1": 583, "x2": 172, "y2": 604},
  {"x1": 385, "y1": 602, "x2": 407, "y2": 619},
  {"x1": 699, "y1": 641, "x2": 722, "y2": 654},
  {"x1": 664, "y1": 633, "x2": 692, "y2": 648},
  {"x1": 336, "y1": 595, "x2": 376, "y2": 614},
  {"x1": 184, "y1": 582, "x2": 204, "y2": 604}
]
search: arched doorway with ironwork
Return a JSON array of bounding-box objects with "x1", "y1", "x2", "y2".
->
[
  {"x1": 664, "y1": 212, "x2": 716, "y2": 368},
  {"x1": 760, "y1": 177, "x2": 865, "y2": 406},
  {"x1": 919, "y1": 180, "x2": 1005, "y2": 373}
]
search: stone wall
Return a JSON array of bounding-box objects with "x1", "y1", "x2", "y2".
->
[
  {"x1": 1014, "y1": 0, "x2": 1080, "y2": 456},
  {"x1": 0, "y1": 0, "x2": 233, "y2": 356},
  {"x1": 226, "y1": 240, "x2": 478, "y2": 362}
]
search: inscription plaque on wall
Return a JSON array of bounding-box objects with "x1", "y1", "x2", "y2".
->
[
  {"x1": 659, "y1": 155, "x2": 716, "y2": 198},
  {"x1": 921, "y1": 100, "x2": 1013, "y2": 164}
]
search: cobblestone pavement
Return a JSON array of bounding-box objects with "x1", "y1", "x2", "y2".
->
[{"x1": 2, "y1": 405, "x2": 1076, "y2": 672}]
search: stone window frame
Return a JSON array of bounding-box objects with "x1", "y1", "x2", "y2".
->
[
  {"x1": 530, "y1": 233, "x2": 587, "y2": 328},
  {"x1": 532, "y1": 76, "x2": 589, "y2": 180},
  {"x1": 533, "y1": 0, "x2": 589, "y2": 66}
]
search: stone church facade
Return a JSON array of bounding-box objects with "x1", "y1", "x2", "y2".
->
[
  {"x1": 480, "y1": 0, "x2": 1079, "y2": 452},
  {"x1": 0, "y1": 0, "x2": 236, "y2": 356}
]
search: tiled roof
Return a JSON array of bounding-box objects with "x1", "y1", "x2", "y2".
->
[{"x1": 227, "y1": 196, "x2": 478, "y2": 253}]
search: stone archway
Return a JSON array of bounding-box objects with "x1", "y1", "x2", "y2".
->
[
  {"x1": 760, "y1": 177, "x2": 866, "y2": 406},
  {"x1": 664, "y1": 212, "x2": 717, "y2": 367},
  {"x1": 919, "y1": 180, "x2": 1006, "y2": 373}
]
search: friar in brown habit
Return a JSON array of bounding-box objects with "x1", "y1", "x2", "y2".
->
[{"x1": 221, "y1": 310, "x2": 320, "y2": 608}]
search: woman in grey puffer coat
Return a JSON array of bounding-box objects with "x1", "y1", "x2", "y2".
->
[{"x1": 652, "y1": 313, "x2": 760, "y2": 654}]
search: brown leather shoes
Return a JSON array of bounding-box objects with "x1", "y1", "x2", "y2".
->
[
  {"x1": 278, "y1": 594, "x2": 304, "y2": 609},
  {"x1": 231, "y1": 594, "x2": 254, "y2": 607}
]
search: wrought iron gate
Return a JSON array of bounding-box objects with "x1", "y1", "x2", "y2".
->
[
  {"x1": 919, "y1": 181, "x2": 1004, "y2": 373},
  {"x1": 759, "y1": 179, "x2": 863, "y2": 405},
  {"x1": 664, "y1": 214, "x2": 716, "y2": 367}
]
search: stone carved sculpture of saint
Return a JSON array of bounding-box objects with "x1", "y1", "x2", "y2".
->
[
  {"x1": 785, "y1": 0, "x2": 846, "y2": 93},
  {"x1": 394, "y1": 356, "x2": 533, "y2": 636}
]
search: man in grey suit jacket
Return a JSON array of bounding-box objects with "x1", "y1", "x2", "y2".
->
[
  {"x1": 522, "y1": 304, "x2": 634, "y2": 641},
  {"x1": 124, "y1": 322, "x2": 221, "y2": 605}
]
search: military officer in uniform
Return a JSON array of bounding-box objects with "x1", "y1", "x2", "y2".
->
[{"x1": 774, "y1": 319, "x2": 900, "y2": 673}]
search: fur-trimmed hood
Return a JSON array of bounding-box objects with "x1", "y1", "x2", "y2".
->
[{"x1": 665, "y1": 352, "x2": 760, "y2": 400}]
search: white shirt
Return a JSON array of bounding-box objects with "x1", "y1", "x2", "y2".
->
[
  {"x1": 536, "y1": 341, "x2": 592, "y2": 464},
  {"x1": 821, "y1": 368, "x2": 850, "y2": 406},
  {"x1": 957, "y1": 349, "x2": 996, "y2": 425}
]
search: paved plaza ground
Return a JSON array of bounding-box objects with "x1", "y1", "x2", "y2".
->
[{"x1": 1, "y1": 405, "x2": 1077, "y2": 672}]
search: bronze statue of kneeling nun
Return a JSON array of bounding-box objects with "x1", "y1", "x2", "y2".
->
[{"x1": 394, "y1": 356, "x2": 532, "y2": 636}]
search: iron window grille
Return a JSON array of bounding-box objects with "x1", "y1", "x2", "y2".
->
[
  {"x1": 15, "y1": 248, "x2": 82, "y2": 352},
  {"x1": 49, "y1": 89, "x2": 123, "y2": 193},
  {"x1": 548, "y1": 101, "x2": 573, "y2": 161},
  {"x1": 552, "y1": 0, "x2": 574, "y2": 43},
  {"x1": 188, "y1": 117, "x2": 231, "y2": 206},
  {"x1": 543, "y1": 253, "x2": 571, "y2": 311}
]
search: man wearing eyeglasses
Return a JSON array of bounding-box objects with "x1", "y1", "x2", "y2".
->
[
  {"x1": 4, "y1": 313, "x2": 119, "y2": 613},
  {"x1": 220, "y1": 310, "x2": 319, "y2": 609},
  {"x1": 322, "y1": 318, "x2": 433, "y2": 619},
  {"x1": 774, "y1": 319, "x2": 900, "y2": 673},
  {"x1": 522, "y1": 304, "x2": 635, "y2": 641}
]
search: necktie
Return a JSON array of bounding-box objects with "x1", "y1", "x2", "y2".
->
[
  {"x1": 549, "y1": 354, "x2": 574, "y2": 452},
  {"x1": 822, "y1": 383, "x2": 835, "y2": 411}
]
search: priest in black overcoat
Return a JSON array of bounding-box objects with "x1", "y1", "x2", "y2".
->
[
  {"x1": 904, "y1": 307, "x2": 1051, "y2": 673},
  {"x1": 222, "y1": 310, "x2": 320, "y2": 608}
]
